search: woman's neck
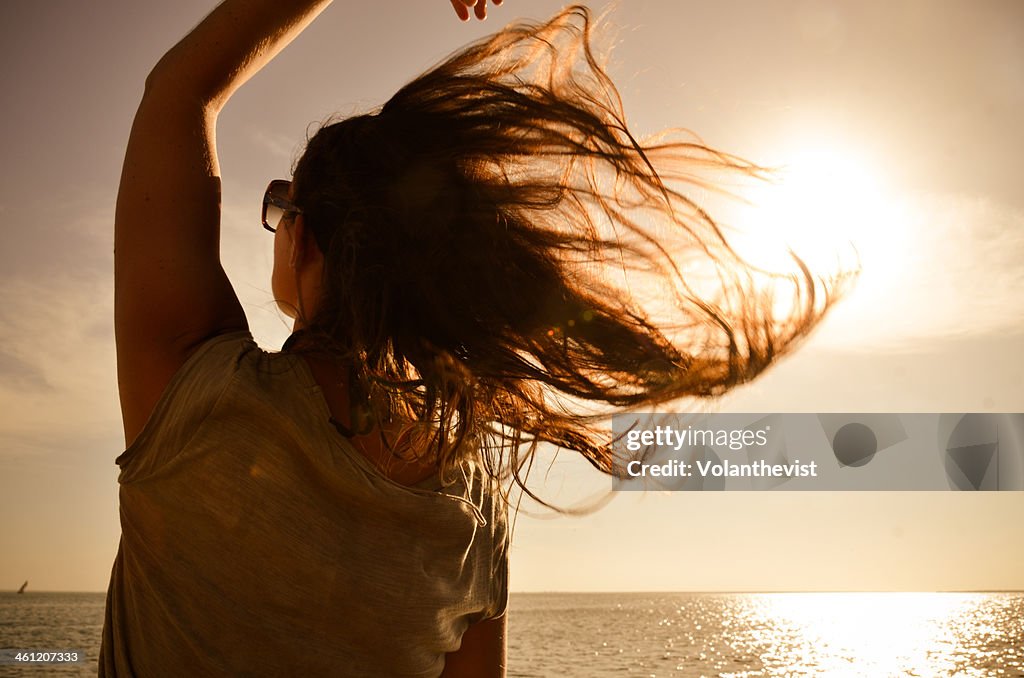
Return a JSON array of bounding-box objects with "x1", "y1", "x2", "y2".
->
[{"x1": 297, "y1": 347, "x2": 440, "y2": 488}]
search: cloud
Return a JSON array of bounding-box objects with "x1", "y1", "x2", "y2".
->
[
  {"x1": 247, "y1": 126, "x2": 305, "y2": 164},
  {"x1": 0, "y1": 189, "x2": 112, "y2": 281},
  {"x1": 0, "y1": 350, "x2": 52, "y2": 392},
  {"x1": 0, "y1": 273, "x2": 117, "y2": 454},
  {"x1": 0, "y1": 201, "x2": 118, "y2": 459},
  {"x1": 814, "y1": 193, "x2": 1024, "y2": 350}
]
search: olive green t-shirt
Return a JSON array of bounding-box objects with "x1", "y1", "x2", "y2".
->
[{"x1": 100, "y1": 332, "x2": 508, "y2": 677}]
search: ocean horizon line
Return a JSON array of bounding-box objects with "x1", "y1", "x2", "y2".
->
[{"x1": 4, "y1": 588, "x2": 1022, "y2": 595}]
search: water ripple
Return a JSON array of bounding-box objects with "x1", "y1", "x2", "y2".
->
[{"x1": 507, "y1": 592, "x2": 1024, "y2": 677}]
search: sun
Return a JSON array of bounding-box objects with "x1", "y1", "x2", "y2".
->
[
  {"x1": 727, "y1": 145, "x2": 897, "y2": 278},
  {"x1": 715, "y1": 142, "x2": 914, "y2": 341}
]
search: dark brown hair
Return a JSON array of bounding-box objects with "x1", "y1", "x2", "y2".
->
[{"x1": 289, "y1": 6, "x2": 844, "y2": 506}]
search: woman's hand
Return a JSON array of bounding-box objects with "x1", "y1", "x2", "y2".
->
[{"x1": 450, "y1": 0, "x2": 502, "y2": 22}]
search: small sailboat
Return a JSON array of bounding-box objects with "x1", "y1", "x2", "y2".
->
[{"x1": 17, "y1": 581, "x2": 27, "y2": 594}]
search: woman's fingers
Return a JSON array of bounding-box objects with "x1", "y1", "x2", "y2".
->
[
  {"x1": 450, "y1": 0, "x2": 471, "y2": 22},
  {"x1": 450, "y1": 0, "x2": 501, "y2": 22}
]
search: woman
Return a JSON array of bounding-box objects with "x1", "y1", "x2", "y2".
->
[{"x1": 103, "y1": 0, "x2": 834, "y2": 676}]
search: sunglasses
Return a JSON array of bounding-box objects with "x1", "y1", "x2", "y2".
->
[{"x1": 262, "y1": 179, "x2": 303, "y2": 233}]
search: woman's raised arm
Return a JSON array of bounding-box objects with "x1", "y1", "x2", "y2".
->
[{"x1": 114, "y1": 0, "x2": 332, "y2": 446}]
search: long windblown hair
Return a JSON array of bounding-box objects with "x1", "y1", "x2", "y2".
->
[{"x1": 289, "y1": 6, "x2": 843, "y2": 506}]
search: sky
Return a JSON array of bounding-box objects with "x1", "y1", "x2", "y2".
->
[{"x1": 1, "y1": 0, "x2": 1022, "y2": 593}]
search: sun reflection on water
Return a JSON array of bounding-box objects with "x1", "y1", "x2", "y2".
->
[
  {"x1": 507, "y1": 592, "x2": 1024, "y2": 677},
  {"x1": 737, "y1": 592, "x2": 1021, "y2": 678}
]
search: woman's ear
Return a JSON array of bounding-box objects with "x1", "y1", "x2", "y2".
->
[
  {"x1": 288, "y1": 213, "x2": 326, "y2": 276},
  {"x1": 288, "y1": 214, "x2": 311, "y2": 270}
]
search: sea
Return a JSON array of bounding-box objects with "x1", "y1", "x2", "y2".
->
[{"x1": 1, "y1": 591, "x2": 1021, "y2": 677}]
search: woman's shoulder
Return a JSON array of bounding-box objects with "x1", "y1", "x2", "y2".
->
[{"x1": 116, "y1": 330, "x2": 278, "y2": 478}]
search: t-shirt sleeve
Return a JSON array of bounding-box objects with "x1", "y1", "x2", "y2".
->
[{"x1": 115, "y1": 331, "x2": 255, "y2": 483}]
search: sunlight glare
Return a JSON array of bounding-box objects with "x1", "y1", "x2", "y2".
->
[
  {"x1": 722, "y1": 144, "x2": 918, "y2": 346},
  {"x1": 731, "y1": 146, "x2": 895, "y2": 276},
  {"x1": 753, "y1": 592, "x2": 988, "y2": 677}
]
